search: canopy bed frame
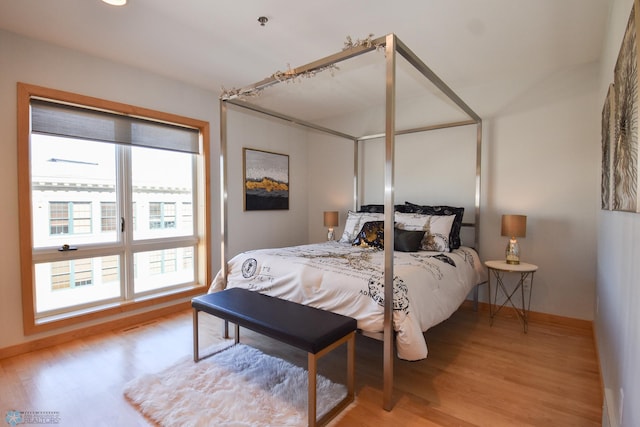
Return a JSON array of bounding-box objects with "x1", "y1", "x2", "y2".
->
[{"x1": 218, "y1": 33, "x2": 482, "y2": 411}]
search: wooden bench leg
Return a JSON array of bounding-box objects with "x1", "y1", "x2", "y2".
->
[
  {"x1": 222, "y1": 319, "x2": 240, "y2": 344},
  {"x1": 193, "y1": 308, "x2": 200, "y2": 362},
  {"x1": 309, "y1": 331, "x2": 356, "y2": 427},
  {"x1": 194, "y1": 309, "x2": 239, "y2": 363},
  {"x1": 308, "y1": 353, "x2": 318, "y2": 427},
  {"x1": 347, "y1": 332, "x2": 354, "y2": 399}
]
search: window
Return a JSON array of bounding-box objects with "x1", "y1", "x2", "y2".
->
[
  {"x1": 101, "y1": 202, "x2": 117, "y2": 232},
  {"x1": 149, "y1": 202, "x2": 176, "y2": 230},
  {"x1": 51, "y1": 259, "x2": 93, "y2": 289},
  {"x1": 18, "y1": 83, "x2": 210, "y2": 334},
  {"x1": 49, "y1": 202, "x2": 92, "y2": 235},
  {"x1": 49, "y1": 202, "x2": 69, "y2": 235},
  {"x1": 182, "y1": 202, "x2": 193, "y2": 230}
]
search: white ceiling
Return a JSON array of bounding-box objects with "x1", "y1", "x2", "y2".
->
[{"x1": 0, "y1": 0, "x2": 611, "y2": 121}]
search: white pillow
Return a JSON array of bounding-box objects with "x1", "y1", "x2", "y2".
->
[
  {"x1": 395, "y1": 212, "x2": 455, "y2": 252},
  {"x1": 339, "y1": 211, "x2": 383, "y2": 243},
  {"x1": 394, "y1": 212, "x2": 430, "y2": 231},
  {"x1": 423, "y1": 215, "x2": 456, "y2": 252}
]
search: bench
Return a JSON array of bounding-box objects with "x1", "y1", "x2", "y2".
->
[{"x1": 192, "y1": 288, "x2": 357, "y2": 427}]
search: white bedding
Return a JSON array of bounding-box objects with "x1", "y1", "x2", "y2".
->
[{"x1": 210, "y1": 241, "x2": 485, "y2": 361}]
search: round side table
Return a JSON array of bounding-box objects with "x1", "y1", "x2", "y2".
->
[{"x1": 485, "y1": 260, "x2": 538, "y2": 332}]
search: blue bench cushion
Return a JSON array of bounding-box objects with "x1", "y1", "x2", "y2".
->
[{"x1": 192, "y1": 288, "x2": 357, "y2": 354}]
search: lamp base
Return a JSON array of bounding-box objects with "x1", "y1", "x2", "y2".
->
[
  {"x1": 505, "y1": 238, "x2": 520, "y2": 265},
  {"x1": 327, "y1": 228, "x2": 335, "y2": 241}
]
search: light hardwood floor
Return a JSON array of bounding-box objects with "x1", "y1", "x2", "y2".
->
[{"x1": 0, "y1": 304, "x2": 602, "y2": 426}]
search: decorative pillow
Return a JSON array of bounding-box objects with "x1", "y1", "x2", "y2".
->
[
  {"x1": 352, "y1": 221, "x2": 385, "y2": 249},
  {"x1": 339, "y1": 211, "x2": 383, "y2": 243},
  {"x1": 394, "y1": 212, "x2": 431, "y2": 232},
  {"x1": 394, "y1": 228, "x2": 425, "y2": 252},
  {"x1": 404, "y1": 202, "x2": 464, "y2": 249},
  {"x1": 422, "y1": 215, "x2": 456, "y2": 252},
  {"x1": 358, "y1": 204, "x2": 409, "y2": 213},
  {"x1": 357, "y1": 204, "x2": 384, "y2": 213},
  {"x1": 394, "y1": 212, "x2": 455, "y2": 252}
]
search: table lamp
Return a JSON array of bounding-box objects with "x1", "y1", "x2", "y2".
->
[
  {"x1": 324, "y1": 211, "x2": 339, "y2": 240},
  {"x1": 501, "y1": 214, "x2": 526, "y2": 265}
]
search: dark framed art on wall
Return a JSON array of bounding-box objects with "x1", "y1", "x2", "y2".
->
[{"x1": 243, "y1": 148, "x2": 289, "y2": 211}]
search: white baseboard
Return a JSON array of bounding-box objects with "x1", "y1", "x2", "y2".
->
[{"x1": 603, "y1": 387, "x2": 620, "y2": 427}]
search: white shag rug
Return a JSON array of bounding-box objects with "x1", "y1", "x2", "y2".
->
[{"x1": 124, "y1": 343, "x2": 348, "y2": 427}]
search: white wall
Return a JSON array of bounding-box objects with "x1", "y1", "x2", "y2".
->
[
  {"x1": 596, "y1": 1, "x2": 640, "y2": 426},
  {"x1": 358, "y1": 126, "x2": 478, "y2": 223},
  {"x1": 305, "y1": 103, "x2": 480, "y2": 245},
  {"x1": 481, "y1": 63, "x2": 601, "y2": 319},
  {"x1": 306, "y1": 132, "x2": 356, "y2": 243},
  {"x1": 224, "y1": 107, "x2": 310, "y2": 256}
]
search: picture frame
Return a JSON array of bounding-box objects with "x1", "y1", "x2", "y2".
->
[
  {"x1": 602, "y1": 83, "x2": 614, "y2": 210},
  {"x1": 243, "y1": 148, "x2": 289, "y2": 211},
  {"x1": 611, "y1": 1, "x2": 640, "y2": 212}
]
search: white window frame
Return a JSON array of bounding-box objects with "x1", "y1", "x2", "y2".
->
[{"x1": 17, "y1": 83, "x2": 211, "y2": 334}]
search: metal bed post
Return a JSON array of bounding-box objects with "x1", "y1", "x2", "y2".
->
[
  {"x1": 220, "y1": 98, "x2": 228, "y2": 285},
  {"x1": 382, "y1": 33, "x2": 397, "y2": 412},
  {"x1": 473, "y1": 120, "x2": 484, "y2": 310},
  {"x1": 353, "y1": 139, "x2": 359, "y2": 211},
  {"x1": 475, "y1": 121, "x2": 483, "y2": 251},
  {"x1": 219, "y1": 98, "x2": 230, "y2": 338}
]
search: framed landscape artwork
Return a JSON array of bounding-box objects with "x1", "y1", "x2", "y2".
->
[{"x1": 243, "y1": 148, "x2": 289, "y2": 211}]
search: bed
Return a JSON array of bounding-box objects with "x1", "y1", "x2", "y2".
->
[
  {"x1": 210, "y1": 240, "x2": 484, "y2": 361},
  {"x1": 216, "y1": 34, "x2": 483, "y2": 410}
]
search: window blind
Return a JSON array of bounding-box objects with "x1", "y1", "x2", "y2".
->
[{"x1": 31, "y1": 99, "x2": 200, "y2": 154}]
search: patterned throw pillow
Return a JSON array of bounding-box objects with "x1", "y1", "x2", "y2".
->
[
  {"x1": 339, "y1": 211, "x2": 383, "y2": 243},
  {"x1": 421, "y1": 215, "x2": 456, "y2": 252},
  {"x1": 352, "y1": 221, "x2": 385, "y2": 249}
]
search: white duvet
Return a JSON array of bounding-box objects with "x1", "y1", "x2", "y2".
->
[{"x1": 210, "y1": 241, "x2": 485, "y2": 361}]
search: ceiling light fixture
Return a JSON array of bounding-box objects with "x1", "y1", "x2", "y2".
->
[
  {"x1": 257, "y1": 16, "x2": 268, "y2": 26},
  {"x1": 102, "y1": 0, "x2": 127, "y2": 6}
]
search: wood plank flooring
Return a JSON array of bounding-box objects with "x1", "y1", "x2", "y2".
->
[{"x1": 0, "y1": 305, "x2": 602, "y2": 426}]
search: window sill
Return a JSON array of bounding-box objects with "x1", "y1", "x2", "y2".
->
[{"x1": 25, "y1": 284, "x2": 207, "y2": 335}]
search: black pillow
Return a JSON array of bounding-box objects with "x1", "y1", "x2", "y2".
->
[
  {"x1": 394, "y1": 228, "x2": 426, "y2": 252},
  {"x1": 352, "y1": 221, "x2": 385, "y2": 249},
  {"x1": 404, "y1": 202, "x2": 464, "y2": 249},
  {"x1": 357, "y1": 204, "x2": 384, "y2": 213},
  {"x1": 358, "y1": 204, "x2": 409, "y2": 213}
]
